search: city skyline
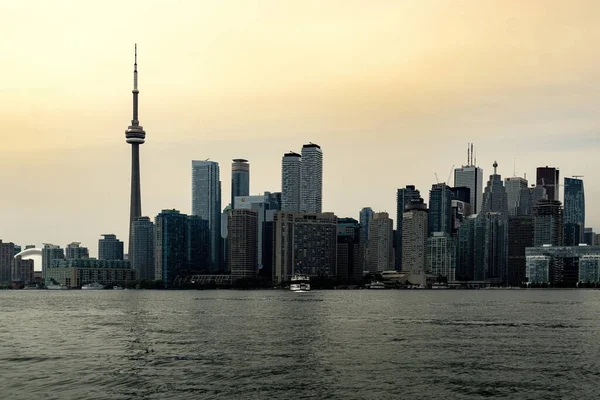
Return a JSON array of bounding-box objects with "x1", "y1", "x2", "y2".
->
[{"x1": 2, "y1": 1, "x2": 600, "y2": 254}]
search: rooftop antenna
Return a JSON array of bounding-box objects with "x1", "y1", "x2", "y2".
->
[
  {"x1": 513, "y1": 157, "x2": 516, "y2": 177},
  {"x1": 471, "y1": 143, "x2": 474, "y2": 166},
  {"x1": 467, "y1": 143, "x2": 470, "y2": 166}
]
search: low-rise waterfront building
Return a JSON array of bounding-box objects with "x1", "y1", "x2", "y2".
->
[
  {"x1": 525, "y1": 245, "x2": 600, "y2": 285},
  {"x1": 47, "y1": 259, "x2": 136, "y2": 288}
]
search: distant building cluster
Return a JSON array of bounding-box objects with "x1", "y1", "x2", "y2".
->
[{"x1": 1, "y1": 57, "x2": 598, "y2": 290}]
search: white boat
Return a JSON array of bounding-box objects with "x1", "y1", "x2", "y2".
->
[
  {"x1": 431, "y1": 282, "x2": 449, "y2": 289},
  {"x1": 290, "y1": 275, "x2": 310, "y2": 292},
  {"x1": 113, "y1": 286, "x2": 125, "y2": 290},
  {"x1": 46, "y1": 284, "x2": 68, "y2": 290},
  {"x1": 81, "y1": 282, "x2": 104, "y2": 290},
  {"x1": 368, "y1": 281, "x2": 386, "y2": 289}
]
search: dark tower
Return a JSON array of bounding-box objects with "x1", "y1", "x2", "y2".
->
[{"x1": 125, "y1": 44, "x2": 146, "y2": 252}]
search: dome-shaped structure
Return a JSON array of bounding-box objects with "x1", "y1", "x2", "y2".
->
[{"x1": 14, "y1": 248, "x2": 42, "y2": 272}]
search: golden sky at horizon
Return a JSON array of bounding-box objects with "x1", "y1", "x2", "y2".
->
[{"x1": 1, "y1": 0, "x2": 600, "y2": 252}]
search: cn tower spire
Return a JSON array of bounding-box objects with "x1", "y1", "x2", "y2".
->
[{"x1": 125, "y1": 44, "x2": 146, "y2": 254}]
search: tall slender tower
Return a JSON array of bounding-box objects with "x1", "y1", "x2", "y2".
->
[{"x1": 125, "y1": 44, "x2": 146, "y2": 252}]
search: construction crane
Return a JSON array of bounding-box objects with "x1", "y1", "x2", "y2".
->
[
  {"x1": 447, "y1": 165, "x2": 455, "y2": 187},
  {"x1": 434, "y1": 172, "x2": 440, "y2": 184}
]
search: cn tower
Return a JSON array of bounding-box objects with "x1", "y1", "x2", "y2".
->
[{"x1": 125, "y1": 44, "x2": 145, "y2": 252}]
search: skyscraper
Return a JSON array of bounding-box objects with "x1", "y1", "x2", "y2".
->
[
  {"x1": 456, "y1": 214, "x2": 477, "y2": 281},
  {"x1": 533, "y1": 200, "x2": 563, "y2": 247},
  {"x1": 359, "y1": 207, "x2": 375, "y2": 272},
  {"x1": 98, "y1": 234, "x2": 124, "y2": 260},
  {"x1": 155, "y1": 210, "x2": 188, "y2": 287},
  {"x1": 367, "y1": 212, "x2": 394, "y2": 273},
  {"x1": 191, "y1": 160, "x2": 222, "y2": 272},
  {"x1": 337, "y1": 218, "x2": 362, "y2": 283},
  {"x1": 428, "y1": 183, "x2": 452, "y2": 236},
  {"x1": 396, "y1": 185, "x2": 421, "y2": 270},
  {"x1": 507, "y1": 216, "x2": 534, "y2": 286},
  {"x1": 536, "y1": 166, "x2": 560, "y2": 201},
  {"x1": 187, "y1": 216, "x2": 210, "y2": 273},
  {"x1": 125, "y1": 45, "x2": 146, "y2": 252},
  {"x1": 474, "y1": 212, "x2": 508, "y2": 284},
  {"x1": 504, "y1": 176, "x2": 528, "y2": 217},
  {"x1": 281, "y1": 152, "x2": 301, "y2": 212},
  {"x1": 482, "y1": 162, "x2": 509, "y2": 216},
  {"x1": 300, "y1": 143, "x2": 323, "y2": 213},
  {"x1": 563, "y1": 177, "x2": 585, "y2": 245},
  {"x1": 231, "y1": 159, "x2": 250, "y2": 207},
  {"x1": 402, "y1": 199, "x2": 428, "y2": 278},
  {"x1": 228, "y1": 209, "x2": 258, "y2": 279},
  {"x1": 426, "y1": 233, "x2": 456, "y2": 281},
  {"x1": 131, "y1": 217, "x2": 155, "y2": 281},
  {"x1": 454, "y1": 166, "x2": 483, "y2": 214}
]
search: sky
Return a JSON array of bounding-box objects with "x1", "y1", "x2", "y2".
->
[{"x1": 1, "y1": 0, "x2": 600, "y2": 256}]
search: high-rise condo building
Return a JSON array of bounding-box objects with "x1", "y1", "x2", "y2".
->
[
  {"x1": 456, "y1": 214, "x2": 477, "y2": 281},
  {"x1": 11, "y1": 256, "x2": 34, "y2": 283},
  {"x1": 359, "y1": 207, "x2": 374, "y2": 272},
  {"x1": 428, "y1": 183, "x2": 453, "y2": 236},
  {"x1": 42, "y1": 244, "x2": 64, "y2": 279},
  {"x1": 231, "y1": 159, "x2": 250, "y2": 207},
  {"x1": 533, "y1": 200, "x2": 563, "y2": 247},
  {"x1": 228, "y1": 209, "x2": 258, "y2": 279},
  {"x1": 426, "y1": 232, "x2": 456, "y2": 281},
  {"x1": 300, "y1": 143, "x2": 323, "y2": 213},
  {"x1": 504, "y1": 176, "x2": 528, "y2": 217},
  {"x1": 402, "y1": 199, "x2": 429, "y2": 278},
  {"x1": 507, "y1": 216, "x2": 534, "y2": 286},
  {"x1": 131, "y1": 217, "x2": 155, "y2": 281},
  {"x1": 98, "y1": 234, "x2": 124, "y2": 260},
  {"x1": 474, "y1": 212, "x2": 508, "y2": 284},
  {"x1": 367, "y1": 212, "x2": 394, "y2": 273},
  {"x1": 125, "y1": 45, "x2": 147, "y2": 252},
  {"x1": 563, "y1": 177, "x2": 585, "y2": 245},
  {"x1": 186, "y1": 216, "x2": 210, "y2": 273},
  {"x1": 191, "y1": 160, "x2": 222, "y2": 272},
  {"x1": 536, "y1": 166, "x2": 560, "y2": 201},
  {"x1": 337, "y1": 218, "x2": 363, "y2": 283},
  {"x1": 273, "y1": 212, "x2": 337, "y2": 283},
  {"x1": 0, "y1": 240, "x2": 15, "y2": 284},
  {"x1": 281, "y1": 152, "x2": 301, "y2": 212},
  {"x1": 66, "y1": 242, "x2": 89, "y2": 260},
  {"x1": 155, "y1": 210, "x2": 188, "y2": 287},
  {"x1": 396, "y1": 186, "x2": 421, "y2": 270}
]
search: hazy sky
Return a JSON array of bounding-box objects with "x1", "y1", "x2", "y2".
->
[{"x1": 1, "y1": 0, "x2": 600, "y2": 255}]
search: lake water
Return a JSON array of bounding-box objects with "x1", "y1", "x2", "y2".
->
[{"x1": 1, "y1": 289, "x2": 599, "y2": 399}]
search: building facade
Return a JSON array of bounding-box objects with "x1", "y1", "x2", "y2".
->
[
  {"x1": 482, "y1": 162, "x2": 509, "y2": 216},
  {"x1": 563, "y1": 177, "x2": 585, "y2": 245},
  {"x1": 130, "y1": 216, "x2": 155, "y2": 281},
  {"x1": 359, "y1": 207, "x2": 375, "y2": 272},
  {"x1": 337, "y1": 218, "x2": 362, "y2": 283},
  {"x1": 11, "y1": 256, "x2": 34, "y2": 283},
  {"x1": 155, "y1": 210, "x2": 188, "y2": 286},
  {"x1": 505, "y1": 176, "x2": 528, "y2": 217},
  {"x1": 47, "y1": 259, "x2": 136, "y2": 288},
  {"x1": 66, "y1": 242, "x2": 89, "y2": 260},
  {"x1": 231, "y1": 159, "x2": 250, "y2": 207},
  {"x1": 426, "y1": 232, "x2": 455, "y2": 281},
  {"x1": 454, "y1": 165, "x2": 483, "y2": 214},
  {"x1": 0, "y1": 241, "x2": 16, "y2": 284},
  {"x1": 273, "y1": 212, "x2": 337, "y2": 283},
  {"x1": 98, "y1": 234, "x2": 124, "y2": 260},
  {"x1": 474, "y1": 212, "x2": 508, "y2": 284},
  {"x1": 507, "y1": 216, "x2": 534, "y2": 286},
  {"x1": 396, "y1": 186, "x2": 421, "y2": 270},
  {"x1": 367, "y1": 212, "x2": 394, "y2": 273},
  {"x1": 533, "y1": 200, "x2": 563, "y2": 247},
  {"x1": 191, "y1": 160, "x2": 222, "y2": 272},
  {"x1": 187, "y1": 215, "x2": 210, "y2": 273},
  {"x1": 401, "y1": 199, "x2": 428, "y2": 277},
  {"x1": 300, "y1": 143, "x2": 323, "y2": 213},
  {"x1": 428, "y1": 183, "x2": 452, "y2": 236},
  {"x1": 281, "y1": 152, "x2": 301, "y2": 212},
  {"x1": 526, "y1": 245, "x2": 600, "y2": 285},
  {"x1": 536, "y1": 166, "x2": 560, "y2": 202},
  {"x1": 42, "y1": 244, "x2": 64, "y2": 279},
  {"x1": 228, "y1": 209, "x2": 258, "y2": 278}
]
